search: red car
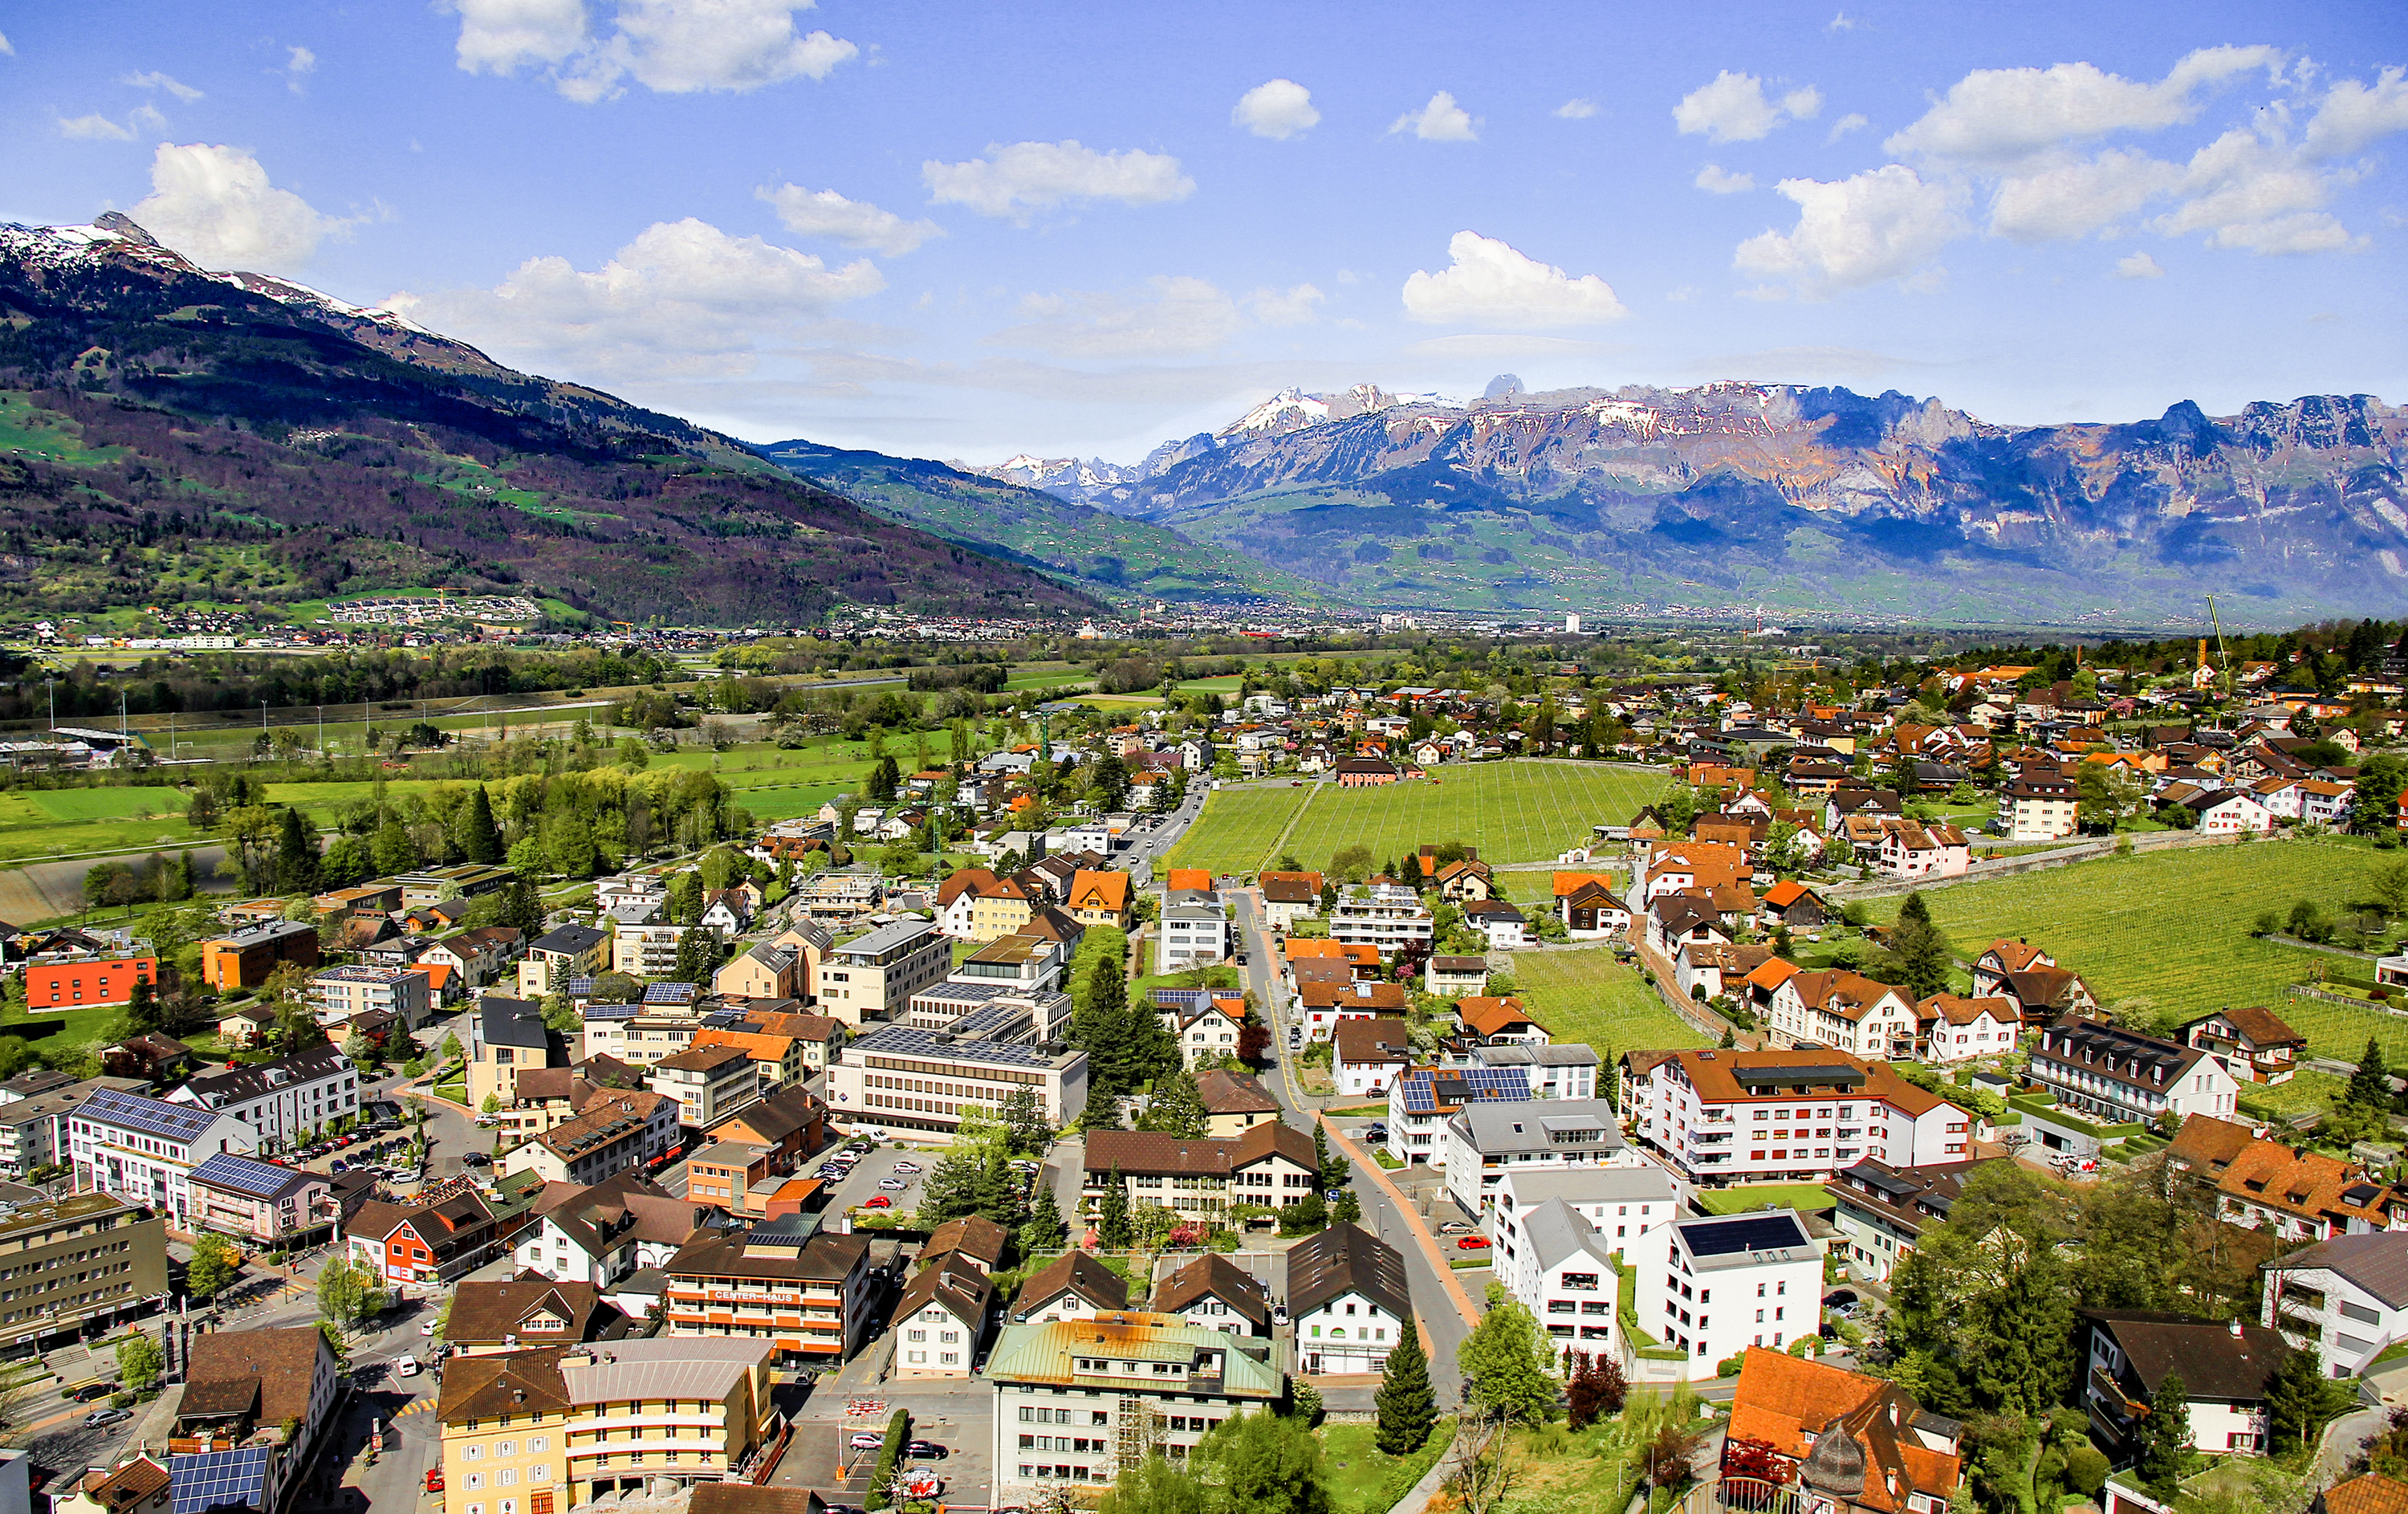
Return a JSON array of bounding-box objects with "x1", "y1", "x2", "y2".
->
[
  {"x1": 425, "y1": 1471, "x2": 445, "y2": 1493},
  {"x1": 864, "y1": 1195, "x2": 893, "y2": 1209},
  {"x1": 1456, "y1": 1235, "x2": 1491, "y2": 1251}
]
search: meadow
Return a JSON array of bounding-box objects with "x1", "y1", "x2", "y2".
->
[
  {"x1": 1165, "y1": 761, "x2": 1667, "y2": 877},
  {"x1": 1866, "y1": 838, "x2": 2406, "y2": 1060},
  {"x1": 1508, "y1": 946, "x2": 1708, "y2": 1062}
]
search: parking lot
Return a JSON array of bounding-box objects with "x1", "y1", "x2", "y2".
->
[{"x1": 811, "y1": 1140, "x2": 934, "y2": 1219}]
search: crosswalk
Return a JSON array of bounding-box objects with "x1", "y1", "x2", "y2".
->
[{"x1": 397, "y1": 1398, "x2": 439, "y2": 1418}]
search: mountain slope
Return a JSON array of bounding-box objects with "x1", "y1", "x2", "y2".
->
[
  {"x1": 982, "y1": 381, "x2": 2408, "y2": 625},
  {"x1": 755, "y1": 438, "x2": 1320, "y2": 604},
  {"x1": 0, "y1": 218, "x2": 1098, "y2": 625}
]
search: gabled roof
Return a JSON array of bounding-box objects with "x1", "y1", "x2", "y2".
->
[
  {"x1": 1461, "y1": 996, "x2": 1538, "y2": 1036},
  {"x1": 1149, "y1": 1251, "x2": 1270, "y2": 1328},
  {"x1": 1194, "y1": 1068, "x2": 1278, "y2": 1116},
  {"x1": 1015, "y1": 1251, "x2": 1130, "y2": 1317},
  {"x1": 2268, "y1": 1232, "x2": 2408, "y2": 1308},
  {"x1": 2081, "y1": 1308, "x2": 2291, "y2": 1401},
  {"x1": 1333, "y1": 1018, "x2": 1412, "y2": 1065},
  {"x1": 2182, "y1": 1004, "x2": 2306, "y2": 1047},
  {"x1": 1285, "y1": 1220, "x2": 1410, "y2": 1321},
  {"x1": 185, "y1": 1326, "x2": 327, "y2": 1430},
  {"x1": 922, "y1": 1214, "x2": 1010, "y2": 1272},
  {"x1": 894, "y1": 1251, "x2": 994, "y2": 1328},
  {"x1": 445, "y1": 1279, "x2": 624, "y2": 1346},
  {"x1": 1727, "y1": 1348, "x2": 1961, "y2": 1513}
]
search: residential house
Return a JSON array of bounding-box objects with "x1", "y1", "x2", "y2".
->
[
  {"x1": 1676, "y1": 943, "x2": 1774, "y2": 1004},
  {"x1": 2003, "y1": 771, "x2": 2081, "y2": 840},
  {"x1": 893, "y1": 1249, "x2": 997, "y2": 1378},
  {"x1": 1328, "y1": 885, "x2": 1434, "y2": 958},
  {"x1": 1332, "y1": 1020, "x2": 1412, "y2": 1099},
  {"x1": 1442, "y1": 1098, "x2": 1637, "y2": 1218},
  {"x1": 468, "y1": 995, "x2": 567, "y2": 1112},
  {"x1": 612, "y1": 921, "x2": 691, "y2": 979},
  {"x1": 176, "y1": 1326, "x2": 340, "y2": 1514},
  {"x1": 1081, "y1": 1123, "x2": 1320, "y2": 1227},
  {"x1": 2181, "y1": 1006, "x2": 2308, "y2": 1085},
  {"x1": 1461, "y1": 900, "x2": 1533, "y2": 950},
  {"x1": 1156, "y1": 895, "x2": 1230, "y2": 975},
  {"x1": 1297, "y1": 979, "x2": 1406, "y2": 1042},
  {"x1": 2081, "y1": 1309, "x2": 2290, "y2": 1458},
  {"x1": 1385, "y1": 1063, "x2": 1536, "y2": 1166},
  {"x1": 1426, "y1": 955, "x2": 1489, "y2": 996},
  {"x1": 1065, "y1": 870, "x2": 1133, "y2": 931},
  {"x1": 714, "y1": 943, "x2": 800, "y2": 1003},
  {"x1": 1258, "y1": 872, "x2": 1324, "y2": 932},
  {"x1": 1149, "y1": 1252, "x2": 1271, "y2": 1336},
  {"x1": 1827, "y1": 1158, "x2": 2002, "y2": 1284},
  {"x1": 1165, "y1": 997, "x2": 1247, "y2": 1069},
  {"x1": 1013, "y1": 1251, "x2": 1129, "y2": 1325},
  {"x1": 1766, "y1": 971, "x2": 1918, "y2": 1060},
  {"x1": 1555, "y1": 873, "x2": 1632, "y2": 939},
  {"x1": 2263, "y1": 1232, "x2": 2408, "y2": 1375},
  {"x1": 688, "y1": 1027, "x2": 807, "y2": 1095},
  {"x1": 1287, "y1": 1221, "x2": 1411, "y2": 1374},
  {"x1": 2164, "y1": 1115, "x2": 2397, "y2": 1242},
  {"x1": 709, "y1": 1086, "x2": 832, "y2": 1172},
  {"x1": 519, "y1": 924, "x2": 608, "y2": 998},
  {"x1": 1721, "y1": 1349, "x2": 1963, "y2": 1514},
  {"x1": 1494, "y1": 1196, "x2": 1623, "y2": 1362},
  {"x1": 1755, "y1": 881, "x2": 1828, "y2": 932},
  {"x1": 1622, "y1": 1049, "x2": 1972, "y2": 1185},
  {"x1": 1194, "y1": 1069, "x2": 1279, "y2": 1137},
  {"x1": 309, "y1": 966, "x2": 432, "y2": 1033},
  {"x1": 1460, "y1": 995, "x2": 1547, "y2": 1045},
  {"x1": 661, "y1": 1219, "x2": 876, "y2": 1361},
  {"x1": 500, "y1": 1090, "x2": 676, "y2": 1188},
  {"x1": 345, "y1": 1189, "x2": 515, "y2": 1285},
  {"x1": 1916, "y1": 995, "x2": 2022, "y2": 1064},
  {"x1": 646, "y1": 1044, "x2": 760, "y2": 1129},
  {"x1": 441, "y1": 1276, "x2": 628, "y2": 1353},
  {"x1": 510, "y1": 1174, "x2": 703, "y2": 1288},
  {"x1": 188, "y1": 1152, "x2": 342, "y2": 1247},
  {"x1": 415, "y1": 926, "x2": 523, "y2": 991},
  {"x1": 1873, "y1": 820, "x2": 1971, "y2": 881},
  {"x1": 2024, "y1": 1016, "x2": 2238, "y2": 1154}
]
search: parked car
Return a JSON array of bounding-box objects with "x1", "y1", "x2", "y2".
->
[
  {"x1": 906, "y1": 1440, "x2": 949, "y2": 1459},
  {"x1": 461, "y1": 1152, "x2": 491, "y2": 1167},
  {"x1": 1438, "y1": 1220, "x2": 1470, "y2": 1235},
  {"x1": 864, "y1": 1195, "x2": 893, "y2": 1209},
  {"x1": 849, "y1": 1431, "x2": 885, "y2": 1451},
  {"x1": 425, "y1": 1471, "x2": 445, "y2": 1493},
  {"x1": 892, "y1": 1162, "x2": 922, "y2": 1175},
  {"x1": 878, "y1": 1178, "x2": 908, "y2": 1190},
  {"x1": 1456, "y1": 1235, "x2": 1491, "y2": 1251},
  {"x1": 420, "y1": 1321, "x2": 438, "y2": 1335},
  {"x1": 83, "y1": 1408, "x2": 130, "y2": 1427}
]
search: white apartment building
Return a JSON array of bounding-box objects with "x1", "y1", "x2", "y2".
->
[
  {"x1": 1442, "y1": 1098, "x2": 1643, "y2": 1218},
  {"x1": 1763, "y1": 970, "x2": 1918, "y2": 1060},
  {"x1": 1155, "y1": 898, "x2": 1230, "y2": 975},
  {"x1": 69, "y1": 1087, "x2": 257, "y2": 1228},
  {"x1": 612, "y1": 922, "x2": 691, "y2": 978},
  {"x1": 818, "y1": 920, "x2": 954, "y2": 1026},
  {"x1": 2022, "y1": 1015, "x2": 2238, "y2": 1157},
  {"x1": 1385, "y1": 1064, "x2": 1531, "y2": 1167},
  {"x1": 1625, "y1": 1049, "x2": 1973, "y2": 1186},
  {"x1": 1287, "y1": 1221, "x2": 1410, "y2": 1375},
  {"x1": 167, "y1": 1045, "x2": 360, "y2": 1151},
  {"x1": 1470, "y1": 1044, "x2": 1600, "y2": 1101},
  {"x1": 0, "y1": 1076, "x2": 141, "y2": 1178},
  {"x1": 1328, "y1": 885, "x2": 1434, "y2": 960},
  {"x1": 2264, "y1": 1233, "x2": 2408, "y2": 1376},
  {"x1": 1635, "y1": 1209, "x2": 1823, "y2": 1378},
  {"x1": 2004, "y1": 773, "x2": 2080, "y2": 840},
  {"x1": 310, "y1": 966, "x2": 431, "y2": 1031},
  {"x1": 1491, "y1": 1163, "x2": 1684, "y2": 1259},
  {"x1": 1499, "y1": 1197, "x2": 1622, "y2": 1363}
]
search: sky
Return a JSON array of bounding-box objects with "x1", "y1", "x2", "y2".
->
[{"x1": 4, "y1": 1, "x2": 2406, "y2": 466}]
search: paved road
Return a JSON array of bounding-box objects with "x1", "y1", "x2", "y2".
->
[
  {"x1": 1233, "y1": 891, "x2": 1480, "y2": 1408},
  {"x1": 1121, "y1": 777, "x2": 1212, "y2": 868}
]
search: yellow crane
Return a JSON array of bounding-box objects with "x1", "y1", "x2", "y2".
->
[{"x1": 2205, "y1": 596, "x2": 2234, "y2": 700}]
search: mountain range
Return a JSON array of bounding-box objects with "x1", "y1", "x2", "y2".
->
[
  {"x1": 963, "y1": 380, "x2": 2408, "y2": 626},
  {"x1": 0, "y1": 217, "x2": 1098, "y2": 625}
]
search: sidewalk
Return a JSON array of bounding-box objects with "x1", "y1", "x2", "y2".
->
[{"x1": 1324, "y1": 1124, "x2": 1477, "y2": 1332}]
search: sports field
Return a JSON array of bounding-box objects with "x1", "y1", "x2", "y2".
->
[
  {"x1": 1164, "y1": 761, "x2": 1667, "y2": 876},
  {"x1": 1867, "y1": 839, "x2": 2404, "y2": 1060},
  {"x1": 1507, "y1": 946, "x2": 1708, "y2": 1060}
]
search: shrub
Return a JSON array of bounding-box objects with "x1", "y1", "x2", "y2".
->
[{"x1": 864, "y1": 1407, "x2": 912, "y2": 1511}]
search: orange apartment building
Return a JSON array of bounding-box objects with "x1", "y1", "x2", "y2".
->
[
  {"x1": 27, "y1": 954, "x2": 156, "y2": 1008},
  {"x1": 661, "y1": 1218, "x2": 874, "y2": 1362}
]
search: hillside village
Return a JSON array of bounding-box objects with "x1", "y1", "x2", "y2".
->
[{"x1": 8, "y1": 632, "x2": 2408, "y2": 1514}]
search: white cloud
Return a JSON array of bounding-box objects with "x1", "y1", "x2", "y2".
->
[
  {"x1": 1555, "y1": 98, "x2": 1599, "y2": 120},
  {"x1": 1987, "y1": 147, "x2": 2183, "y2": 241},
  {"x1": 1827, "y1": 112, "x2": 1869, "y2": 143},
  {"x1": 1401, "y1": 230, "x2": 1626, "y2": 328},
  {"x1": 0, "y1": 30, "x2": 17, "y2": 56},
  {"x1": 986, "y1": 276, "x2": 1241, "y2": 360},
  {"x1": 922, "y1": 140, "x2": 1194, "y2": 222},
  {"x1": 131, "y1": 143, "x2": 355, "y2": 272},
  {"x1": 447, "y1": 0, "x2": 856, "y2": 101},
  {"x1": 286, "y1": 46, "x2": 317, "y2": 88},
  {"x1": 2304, "y1": 67, "x2": 2408, "y2": 159},
  {"x1": 2150, "y1": 128, "x2": 2364, "y2": 254},
  {"x1": 1391, "y1": 91, "x2": 1478, "y2": 142},
  {"x1": 1827, "y1": 10, "x2": 1856, "y2": 31},
  {"x1": 1674, "y1": 71, "x2": 1820, "y2": 142},
  {"x1": 1884, "y1": 45, "x2": 2280, "y2": 162},
  {"x1": 1233, "y1": 79, "x2": 1319, "y2": 140},
  {"x1": 387, "y1": 218, "x2": 883, "y2": 378},
  {"x1": 1694, "y1": 164, "x2": 1755, "y2": 194},
  {"x1": 2115, "y1": 250, "x2": 2165, "y2": 278},
  {"x1": 1733, "y1": 165, "x2": 1962, "y2": 295},
  {"x1": 59, "y1": 114, "x2": 136, "y2": 142},
  {"x1": 123, "y1": 71, "x2": 204, "y2": 102},
  {"x1": 1249, "y1": 283, "x2": 1324, "y2": 326},
  {"x1": 758, "y1": 184, "x2": 942, "y2": 255}
]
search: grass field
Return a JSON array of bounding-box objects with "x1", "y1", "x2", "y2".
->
[
  {"x1": 1867, "y1": 839, "x2": 2406, "y2": 1061},
  {"x1": 1696, "y1": 1182, "x2": 1839, "y2": 1215},
  {"x1": 1510, "y1": 947, "x2": 1708, "y2": 1061},
  {"x1": 1165, "y1": 762, "x2": 1668, "y2": 876},
  {"x1": 1321, "y1": 1420, "x2": 1457, "y2": 1514}
]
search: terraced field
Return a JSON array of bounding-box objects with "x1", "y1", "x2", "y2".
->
[
  {"x1": 1165, "y1": 762, "x2": 1666, "y2": 877},
  {"x1": 1867, "y1": 839, "x2": 2403, "y2": 1060}
]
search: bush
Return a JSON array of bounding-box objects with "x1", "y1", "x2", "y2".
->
[
  {"x1": 864, "y1": 1407, "x2": 912, "y2": 1511},
  {"x1": 1715, "y1": 1353, "x2": 1747, "y2": 1379},
  {"x1": 109, "y1": 1392, "x2": 134, "y2": 1409}
]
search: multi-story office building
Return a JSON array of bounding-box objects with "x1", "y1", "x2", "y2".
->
[
  {"x1": 0, "y1": 1076, "x2": 141, "y2": 1178},
  {"x1": 661, "y1": 1217, "x2": 874, "y2": 1362},
  {"x1": 987, "y1": 1310, "x2": 1283, "y2": 1496},
  {"x1": 1621, "y1": 1049, "x2": 1973, "y2": 1186},
  {"x1": 67, "y1": 1088, "x2": 255, "y2": 1228},
  {"x1": 0, "y1": 1189, "x2": 169, "y2": 1353},
  {"x1": 519, "y1": 924, "x2": 609, "y2": 999},
  {"x1": 167, "y1": 1044, "x2": 361, "y2": 1151},
  {"x1": 310, "y1": 965, "x2": 432, "y2": 1032},
  {"x1": 828, "y1": 1025, "x2": 1087, "y2": 1138},
  {"x1": 435, "y1": 1338, "x2": 777, "y2": 1511},
  {"x1": 816, "y1": 920, "x2": 952, "y2": 1026}
]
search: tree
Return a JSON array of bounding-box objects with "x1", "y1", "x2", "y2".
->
[
  {"x1": 1000, "y1": 1085, "x2": 1054, "y2": 1157},
  {"x1": 1099, "y1": 1453, "x2": 1211, "y2": 1514},
  {"x1": 673, "y1": 926, "x2": 726, "y2": 983},
  {"x1": 1331, "y1": 1186, "x2": 1361, "y2": 1226},
  {"x1": 1191, "y1": 1407, "x2": 1332, "y2": 1514},
  {"x1": 867, "y1": 755, "x2": 901, "y2": 803},
  {"x1": 121, "y1": 975, "x2": 162, "y2": 1038},
  {"x1": 1023, "y1": 1181, "x2": 1068, "y2": 1252},
  {"x1": 1877, "y1": 891, "x2": 1953, "y2": 999},
  {"x1": 115, "y1": 1332, "x2": 164, "y2": 1394},
  {"x1": 1375, "y1": 1325, "x2": 1438, "y2": 1455},
  {"x1": 1564, "y1": 1349, "x2": 1627, "y2": 1430},
  {"x1": 454, "y1": 785, "x2": 504, "y2": 865},
  {"x1": 495, "y1": 878, "x2": 543, "y2": 936},
  {"x1": 1445, "y1": 1410, "x2": 1517, "y2": 1514},
  {"x1": 2138, "y1": 1370, "x2": 2194, "y2": 1496},
  {"x1": 2347, "y1": 1036, "x2": 2393, "y2": 1112},
  {"x1": 2267, "y1": 1341, "x2": 2353, "y2": 1455},
  {"x1": 1139, "y1": 1072, "x2": 1210, "y2": 1138},
  {"x1": 1081, "y1": 1081, "x2": 1123, "y2": 1133},
  {"x1": 1099, "y1": 1166, "x2": 1132, "y2": 1249},
  {"x1": 1277, "y1": 1193, "x2": 1328, "y2": 1235},
  {"x1": 315, "y1": 1255, "x2": 388, "y2": 1333},
  {"x1": 1457, "y1": 1289, "x2": 1558, "y2": 1427},
  {"x1": 370, "y1": 816, "x2": 419, "y2": 877},
  {"x1": 1315, "y1": 1115, "x2": 1349, "y2": 1194}
]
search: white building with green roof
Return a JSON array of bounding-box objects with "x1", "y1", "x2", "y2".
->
[{"x1": 986, "y1": 1308, "x2": 1283, "y2": 1496}]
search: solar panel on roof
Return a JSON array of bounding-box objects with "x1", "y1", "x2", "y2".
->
[
  {"x1": 170, "y1": 1447, "x2": 272, "y2": 1514},
  {"x1": 1680, "y1": 1213, "x2": 1809, "y2": 1257},
  {"x1": 189, "y1": 1152, "x2": 300, "y2": 1200},
  {"x1": 854, "y1": 1024, "x2": 1060, "y2": 1068},
  {"x1": 83, "y1": 1087, "x2": 215, "y2": 1142}
]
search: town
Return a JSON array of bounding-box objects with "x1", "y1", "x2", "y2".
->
[{"x1": 0, "y1": 617, "x2": 2401, "y2": 1514}]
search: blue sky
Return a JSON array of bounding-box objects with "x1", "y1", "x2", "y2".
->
[{"x1": 4, "y1": 1, "x2": 2406, "y2": 464}]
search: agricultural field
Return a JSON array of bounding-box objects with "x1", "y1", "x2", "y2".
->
[
  {"x1": 1165, "y1": 762, "x2": 1667, "y2": 877},
  {"x1": 1866, "y1": 839, "x2": 2407, "y2": 1060},
  {"x1": 1510, "y1": 946, "x2": 1708, "y2": 1063}
]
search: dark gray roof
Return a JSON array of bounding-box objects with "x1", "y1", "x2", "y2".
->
[
  {"x1": 1284, "y1": 1220, "x2": 1410, "y2": 1322},
  {"x1": 531, "y1": 924, "x2": 607, "y2": 955},
  {"x1": 482, "y1": 996, "x2": 550, "y2": 1050},
  {"x1": 2081, "y1": 1309, "x2": 2292, "y2": 1401},
  {"x1": 179, "y1": 1045, "x2": 348, "y2": 1107},
  {"x1": 2268, "y1": 1233, "x2": 2408, "y2": 1308}
]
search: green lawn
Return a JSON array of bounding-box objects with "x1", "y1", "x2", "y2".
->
[
  {"x1": 1866, "y1": 838, "x2": 2402, "y2": 1060},
  {"x1": 1695, "y1": 1182, "x2": 1837, "y2": 1215},
  {"x1": 0, "y1": 995, "x2": 128, "y2": 1054},
  {"x1": 1320, "y1": 1419, "x2": 1456, "y2": 1514},
  {"x1": 1511, "y1": 947, "x2": 1709, "y2": 1061},
  {"x1": 1166, "y1": 761, "x2": 1667, "y2": 876}
]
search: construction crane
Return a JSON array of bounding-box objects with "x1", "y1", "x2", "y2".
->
[{"x1": 2206, "y1": 595, "x2": 2234, "y2": 701}]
